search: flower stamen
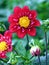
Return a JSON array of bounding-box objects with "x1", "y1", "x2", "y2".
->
[
  {"x1": 0, "y1": 41, "x2": 8, "y2": 52},
  {"x1": 19, "y1": 16, "x2": 30, "y2": 28}
]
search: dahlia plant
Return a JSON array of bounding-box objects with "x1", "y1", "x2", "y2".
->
[{"x1": 0, "y1": 6, "x2": 49, "y2": 65}]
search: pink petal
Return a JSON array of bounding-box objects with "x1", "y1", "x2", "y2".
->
[
  {"x1": 4, "y1": 30, "x2": 12, "y2": 39},
  {"x1": 22, "y1": 6, "x2": 30, "y2": 16},
  {"x1": 17, "y1": 28, "x2": 26, "y2": 38},
  {"x1": 0, "y1": 34, "x2": 3, "y2": 42},
  {"x1": 27, "y1": 27, "x2": 36, "y2": 36},
  {"x1": 30, "y1": 10, "x2": 37, "y2": 19},
  {"x1": 5, "y1": 37, "x2": 12, "y2": 44},
  {"x1": 0, "y1": 52, "x2": 7, "y2": 58},
  {"x1": 9, "y1": 24, "x2": 18, "y2": 33},
  {"x1": 33, "y1": 19, "x2": 40, "y2": 26},
  {"x1": 8, "y1": 14, "x2": 19, "y2": 23},
  {"x1": 23, "y1": 6, "x2": 29, "y2": 11},
  {"x1": 14, "y1": 6, "x2": 21, "y2": 15},
  {"x1": 7, "y1": 45, "x2": 12, "y2": 52},
  {"x1": 8, "y1": 14, "x2": 13, "y2": 23}
]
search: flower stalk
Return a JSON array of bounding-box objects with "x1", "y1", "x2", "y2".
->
[
  {"x1": 25, "y1": 35, "x2": 30, "y2": 51},
  {"x1": 45, "y1": 32, "x2": 48, "y2": 65},
  {"x1": 38, "y1": 55, "x2": 41, "y2": 65}
]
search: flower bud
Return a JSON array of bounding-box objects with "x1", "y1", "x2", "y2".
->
[
  {"x1": 30, "y1": 45, "x2": 40, "y2": 56},
  {"x1": 41, "y1": 19, "x2": 49, "y2": 32}
]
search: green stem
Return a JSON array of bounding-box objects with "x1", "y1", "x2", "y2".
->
[
  {"x1": 30, "y1": 56, "x2": 33, "y2": 60},
  {"x1": 38, "y1": 55, "x2": 41, "y2": 65},
  {"x1": 45, "y1": 32, "x2": 48, "y2": 65},
  {"x1": 25, "y1": 35, "x2": 30, "y2": 51}
]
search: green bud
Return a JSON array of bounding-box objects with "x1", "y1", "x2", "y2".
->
[
  {"x1": 9, "y1": 52, "x2": 18, "y2": 65},
  {"x1": 41, "y1": 19, "x2": 49, "y2": 32}
]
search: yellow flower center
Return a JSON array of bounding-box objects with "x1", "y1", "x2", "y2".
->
[
  {"x1": 19, "y1": 16, "x2": 30, "y2": 28},
  {"x1": 0, "y1": 41, "x2": 8, "y2": 52}
]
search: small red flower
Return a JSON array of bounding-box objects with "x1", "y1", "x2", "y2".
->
[
  {"x1": 0, "y1": 30, "x2": 12, "y2": 58},
  {"x1": 8, "y1": 6, "x2": 40, "y2": 38}
]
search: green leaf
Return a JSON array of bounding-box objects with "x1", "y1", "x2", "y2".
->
[
  {"x1": 14, "y1": 41, "x2": 26, "y2": 56},
  {"x1": 25, "y1": 50, "x2": 32, "y2": 59},
  {"x1": 9, "y1": 52, "x2": 18, "y2": 65},
  {"x1": 0, "y1": 22, "x2": 6, "y2": 32}
]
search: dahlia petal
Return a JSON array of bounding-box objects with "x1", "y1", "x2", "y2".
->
[
  {"x1": 17, "y1": 28, "x2": 26, "y2": 38},
  {"x1": 0, "y1": 52, "x2": 7, "y2": 58},
  {"x1": 13, "y1": 14, "x2": 19, "y2": 21},
  {"x1": 30, "y1": 10, "x2": 37, "y2": 19},
  {"x1": 14, "y1": 6, "x2": 21, "y2": 14},
  {"x1": 4, "y1": 30, "x2": 12, "y2": 39},
  {"x1": 8, "y1": 14, "x2": 13, "y2": 23},
  {"x1": 0, "y1": 34, "x2": 3, "y2": 39},
  {"x1": 8, "y1": 14, "x2": 19, "y2": 23},
  {"x1": 9, "y1": 23, "x2": 20, "y2": 33},
  {"x1": 1, "y1": 55, "x2": 6, "y2": 58},
  {"x1": 27, "y1": 28, "x2": 36, "y2": 36},
  {"x1": 22, "y1": 6, "x2": 30, "y2": 16},
  {"x1": 23, "y1": 6, "x2": 29, "y2": 10},
  {"x1": 0, "y1": 34, "x2": 3, "y2": 42},
  {"x1": 0, "y1": 34, "x2": 3, "y2": 37},
  {"x1": 5, "y1": 38, "x2": 12, "y2": 44},
  {"x1": 29, "y1": 20, "x2": 34, "y2": 27},
  {"x1": 33, "y1": 19, "x2": 40, "y2": 26},
  {"x1": 7, "y1": 45, "x2": 12, "y2": 52},
  {"x1": 28, "y1": 13, "x2": 33, "y2": 19}
]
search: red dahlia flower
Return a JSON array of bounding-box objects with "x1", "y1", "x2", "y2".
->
[
  {"x1": 0, "y1": 30, "x2": 12, "y2": 58},
  {"x1": 8, "y1": 6, "x2": 40, "y2": 38}
]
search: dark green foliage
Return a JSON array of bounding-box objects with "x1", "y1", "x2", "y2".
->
[{"x1": 36, "y1": 1, "x2": 49, "y2": 20}]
